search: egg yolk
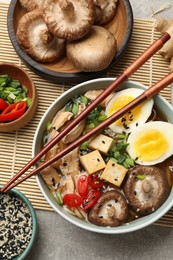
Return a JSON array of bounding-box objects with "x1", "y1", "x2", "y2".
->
[
  {"x1": 108, "y1": 95, "x2": 142, "y2": 126},
  {"x1": 134, "y1": 129, "x2": 169, "y2": 161}
]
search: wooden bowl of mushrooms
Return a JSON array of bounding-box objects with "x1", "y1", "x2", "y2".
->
[{"x1": 8, "y1": 0, "x2": 133, "y2": 84}]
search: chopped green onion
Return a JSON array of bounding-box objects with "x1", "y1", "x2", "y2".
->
[
  {"x1": 22, "y1": 84, "x2": 28, "y2": 94},
  {"x1": 26, "y1": 97, "x2": 32, "y2": 107},
  {"x1": 8, "y1": 92, "x2": 16, "y2": 100},
  {"x1": 46, "y1": 121, "x2": 52, "y2": 131},
  {"x1": 137, "y1": 175, "x2": 146, "y2": 180},
  {"x1": 87, "y1": 122, "x2": 95, "y2": 129},
  {"x1": 116, "y1": 141, "x2": 129, "y2": 152},
  {"x1": 9, "y1": 80, "x2": 20, "y2": 88},
  {"x1": 117, "y1": 133, "x2": 128, "y2": 139},
  {"x1": 110, "y1": 157, "x2": 118, "y2": 164},
  {"x1": 72, "y1": 103, "x2": 78, "y2": 116},
  {"x1": 0, "y1": 74, "x2": 32, "y2": 106},
  {"x1": 98, "y1": 114, "x2": 107, "y2": 121},
  {"x1": 55, "y1": 191, "x2": 63, "y2": 206},
  {"x1": 80, "y1": 140, "x2": 90, "y2": 150},
  {"x1": 125, "y1": 157, "x2": 135, "y2": 167},
  {"x1": 80, "y1": 95, "x2": 89, "y2": 104}
]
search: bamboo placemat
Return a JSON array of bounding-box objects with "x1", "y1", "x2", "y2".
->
[{"x1": 1, "y1": 3, "x2": 173, "y2": 227}]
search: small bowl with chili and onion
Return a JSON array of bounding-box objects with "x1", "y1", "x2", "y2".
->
[
  {"x1": 0, "y1": 63, "x2": 37, "y2": 132},
  {"x1": 0, "y1": 187, "x2": 37, "y2": 259}
]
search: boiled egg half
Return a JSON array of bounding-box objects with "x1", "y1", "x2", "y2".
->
[
  {"x1": 127, "y1": 121, "x2": 173, "y2": 165},
  {"x1": 105, "y1": 88, "x2": 154, "y2": 133}
]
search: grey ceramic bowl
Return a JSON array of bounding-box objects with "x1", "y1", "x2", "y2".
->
[
  {"x1": 0, "y1": 187, "x2": 37, "y2": 259},
  {"x1": 32, "y1": 78, "x2": 173, "y2": 234}
]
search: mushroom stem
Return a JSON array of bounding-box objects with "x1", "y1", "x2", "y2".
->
[
  {"x1": 40, "y1": 29, "x2": 54, "y2": 44},
  {"x1": 95, "y1": 0, "x2": 109, "y2": 9},
  {"x1": 142, "y1": 180, "x2": 151, "y2": 193},
  {"x1": 107, "y1": 205, "x2": 116, "y2": 218},
  {"x1": 59, "y1": 0, "x2": 75, "y2": 21}
]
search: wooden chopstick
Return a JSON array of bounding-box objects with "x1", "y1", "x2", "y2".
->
[
  {"x1": 3, "y1": 70, "x2": 173, "y2": 192},
  {"x1": 0, "y1": 32, "x2": 171, "y2": 193}
]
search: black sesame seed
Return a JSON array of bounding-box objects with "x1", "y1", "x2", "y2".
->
[
  {"x1": 63, "y1": 162, "x2": 67, "y2": 166},
  {"x1": 0, "y1": 193, "x2": 33, "y2": 259}
]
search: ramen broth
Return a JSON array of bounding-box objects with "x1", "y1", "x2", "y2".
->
[{"x1": 40, "y1": 90, "x2": 173, "y2": 227}]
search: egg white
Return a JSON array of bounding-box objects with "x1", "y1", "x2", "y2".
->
[
  {"x1": 127, "y1": 121, "x2": 173, "y2": 165},
  {"x1": 105, "y1": 88, "x2": 154, "y2": 133}
]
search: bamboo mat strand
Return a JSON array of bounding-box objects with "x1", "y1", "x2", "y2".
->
[{"x1": 1, "y1": 3, "x2": 173, "y2": 226}]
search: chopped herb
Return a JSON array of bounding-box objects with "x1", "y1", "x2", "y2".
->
[
  {"x1": 55, "y1": 191, "x2": 63, "y2": 206},
  {"x1": 46, "y1": 120, "x2": 52, "y2": 131},
  {"x1": 80, "y1": 95, "x2": 89, "y2": 104},
  {"x1": 117, "y1": 133, "x2": 128, "y2": 139},
  {"x1": 125, "y1": 157, "x2": 135, "y2": 167},
  {"x1": 137, "y1": 174, "x2": 146, "y2": 180},
  {"x1": 0, "y1": 74, "x2": 31, "y2": 106},
  {"x1": 80, "y1": 140, "x2": 90, "y2": 150}
]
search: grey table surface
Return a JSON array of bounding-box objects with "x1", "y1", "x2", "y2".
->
[{"x1": 2, "y1": 0, "x2": 173, "y2": 259}]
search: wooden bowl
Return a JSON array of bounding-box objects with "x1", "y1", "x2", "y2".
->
[
  {"x1": 0, "y1": 63, "x2": 37, "y2": 132},
  {"x1": 7, "y1": 0, "x2": 133, "y2": 84}
]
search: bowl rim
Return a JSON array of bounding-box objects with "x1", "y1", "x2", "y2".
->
[
  {"x1": 33, "y1": 77, "x2": 173, "y2": 234},
  {"x1": 0, "y1": 62, "x2": 37, "y2": 132},
  {"x1": 0, "y1": 187, "x2": 37, "y2": 259},
  {"x1": 7, "y1": 0, "x2": 133, "y2": 84}
]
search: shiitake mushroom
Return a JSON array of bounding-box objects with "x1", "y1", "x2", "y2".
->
[
  {"x1": 123, "y1": 165, "x2": 170, "y2": 216},
  {"x1": 88, "y1": 190, "x2": 129, "y2": 227}
]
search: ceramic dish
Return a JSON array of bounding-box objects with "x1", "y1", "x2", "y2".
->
[
  {"x1": 0, "y1": 62, "x2": 37, "y2": 132},
  {"x1": 0, "y1": 187, "x2": 37, "y2": 259},
  {"x1": 32, "y1": 78, "x2": 173, "y2": 234},
  {"x1": 7, "y1": 0, "x2": 133, "y2": 84}
]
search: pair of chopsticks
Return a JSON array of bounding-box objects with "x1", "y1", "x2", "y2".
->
[{"x1": 1, "y1": 32, "x2": 173, "y2": 193}]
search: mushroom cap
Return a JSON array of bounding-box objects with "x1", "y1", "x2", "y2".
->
[
  {"x1": 88, "y1": 190, "x2": 129, "y2": 227},
  {"x1": 17, "y1": 10, "x2": 66, "y2": 63},
  {"x1": 19, "y1": 0, "x2": 45, "y2": 12},
  {"x1": 42, "y1": 0, "x2": 94, "y2": 41},
  {"x1": 123, "y1": 165, "x2": 170, "y2": 216},
  {"x1": 66, "y1": 25, "x2": 117, "y2": 72},
  {"x1": 94, "y1": 0, "x2": 118, "y2": 25}
]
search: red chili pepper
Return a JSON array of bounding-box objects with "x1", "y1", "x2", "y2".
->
[
  {"x1": 63, "y1": 193, "x2": 83, "y2": 207},
  {"x1": 81, "y1": 190, "x2": 100, "y2": 211},
  {"x1": 0, "y1": 101, "x2": 27, "y2": 122},
  {"x1": 77, "y1": 174, "x2": 89, "y2": 198},
  {"x1": 0, "y1": 98, "x2": 8, "y2": 111},
  {"x1": 88, "y1": 173, "x2": 104, "y2": 189}
]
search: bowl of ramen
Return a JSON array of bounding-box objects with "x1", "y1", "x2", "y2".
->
[{"x1": 33, "y1": 78, "x2": 173, "y2": 234}]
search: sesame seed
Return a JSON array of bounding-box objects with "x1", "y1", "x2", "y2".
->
[{"x1": 0, "y1": 193, "x2": 33, "y2": 259}]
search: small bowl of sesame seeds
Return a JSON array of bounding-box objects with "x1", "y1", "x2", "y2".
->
[{"x1": 0, "y1": 187, "x2": 37, "y2": 260}]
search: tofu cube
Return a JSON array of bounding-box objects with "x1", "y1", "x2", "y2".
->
[
  {"x1": 88, "y1": 134, "x2": 114, "y2": 154},
  {"x1": 100, "y1": 159, "x2": 128, "y2": 187},
  {"x1": 80, "y1": 150, "x2": 106, "y2": 174}
]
